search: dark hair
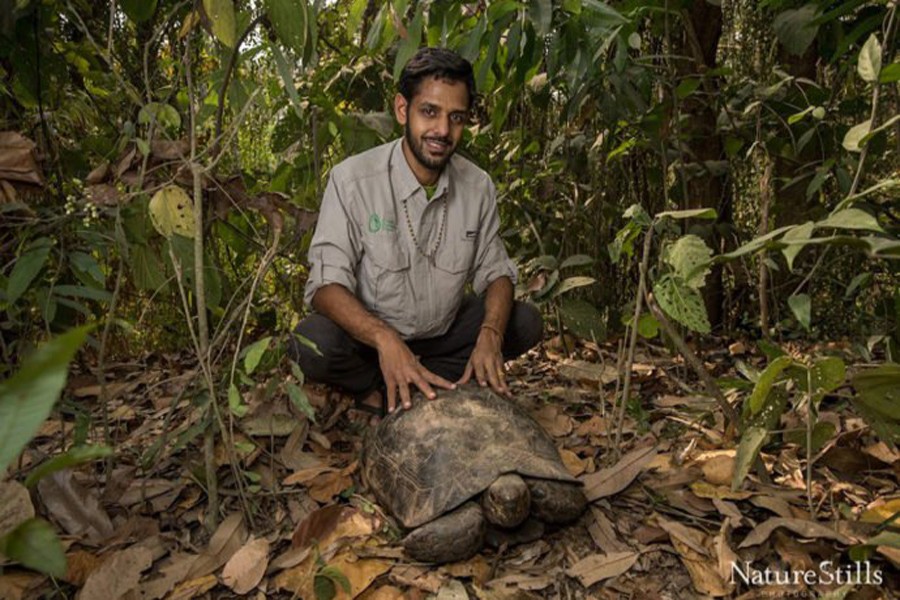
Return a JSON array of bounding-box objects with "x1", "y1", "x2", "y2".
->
[{"x1": 398, "y1": 47, "x2": 476, "y2": 109}]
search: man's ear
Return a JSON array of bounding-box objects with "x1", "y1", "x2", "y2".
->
[{"x1": 393, "y1": 93, "x2": 409, "y2": 126}]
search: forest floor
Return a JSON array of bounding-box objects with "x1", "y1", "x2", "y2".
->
[{"x1": 2, "y1": 335, "x2": 898, "y2": 600}]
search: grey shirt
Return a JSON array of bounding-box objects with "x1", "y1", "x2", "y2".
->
[{"x1": 304, "y1": 139, "x2": 518, "y2": 340}]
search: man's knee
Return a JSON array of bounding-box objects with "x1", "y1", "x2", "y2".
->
[
  {"x1": 507, "y1": 301, "x2": 543, "y2": 354},
  {"x1": 289, "y1": 314, "x2": 348, "y2": 380}
]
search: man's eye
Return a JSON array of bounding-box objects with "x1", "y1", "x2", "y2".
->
[
  {"x1": 423, "y1": 107, "x2": 435, "y2": 117},
  {"x1": 451, "y1": 114, "x2": 465, "y2": 124}
]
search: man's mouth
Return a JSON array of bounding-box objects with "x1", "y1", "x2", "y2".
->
[{"x1": 424, "y1": 138, "x2": 451, "y2": 153}]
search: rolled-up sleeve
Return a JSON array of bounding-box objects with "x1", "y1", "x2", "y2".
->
[
  {"x1": 303, "y1": 173, "x2": 361, "y2": 307},
  {"x1": 471, "y1": 181, "x2": 518, "y2": 295}
]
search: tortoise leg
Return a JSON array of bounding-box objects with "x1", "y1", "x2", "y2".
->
[
  {"x1": 526, "y1": 479, "x2": 587, "y2": 524},
  {"x1": 403, "y1": 501, "x2": 485, "y2": 564},
  {"x1": 482, "y1": 473, "x2": 530, "y2": 528}
]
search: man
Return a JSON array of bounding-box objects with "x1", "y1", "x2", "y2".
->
[{"x1": 292, "y1": 47, "x2": 541, "y2": 416}]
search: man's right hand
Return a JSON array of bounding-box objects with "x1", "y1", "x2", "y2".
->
[{"x1": 375, "y1": 330, "x2": 456, "y2": 413}]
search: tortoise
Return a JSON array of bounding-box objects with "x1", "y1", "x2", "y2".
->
[{"x1": 361, "y1": 385, "x2": 587, "y2": 563}]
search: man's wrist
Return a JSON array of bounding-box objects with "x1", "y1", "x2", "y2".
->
[{"x1": 372, "y1": 326, "x2": 401, "y2": 351}]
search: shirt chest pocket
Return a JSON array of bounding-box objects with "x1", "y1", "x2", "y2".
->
[{"x1": 361, "y1": 238, "x2": 413, "y2": 326}]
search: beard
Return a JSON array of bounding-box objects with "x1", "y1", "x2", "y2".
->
[{"x1": 404, "y1": 121, "x2": 456, "y2": 172}]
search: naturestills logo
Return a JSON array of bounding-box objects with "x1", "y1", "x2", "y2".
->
[{"x1": 730, "y1": 560, "x2": 883, "y2": 587}]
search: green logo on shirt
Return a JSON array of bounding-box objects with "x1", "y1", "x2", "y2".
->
[{"x1": 368, "y1": 213, "x2": 396, "y2": 233}]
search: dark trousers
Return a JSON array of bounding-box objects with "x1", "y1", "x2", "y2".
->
[{"x1": 289, "y1": 296, "x2": 542, "y2": 398}]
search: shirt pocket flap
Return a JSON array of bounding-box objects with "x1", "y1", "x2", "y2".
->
[
  {"x1": 434, "y1": 246, "x2": 471, "y2": 274},
  {"x1": 366, "y1": 243, "x2": 410, "y2": 272}
]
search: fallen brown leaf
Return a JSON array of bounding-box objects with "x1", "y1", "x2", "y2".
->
[
  {"x1": 738, "y1": 517, "x2": 854, "y2": 548},
  {"x1": 580, "y1": 446, "x2": 658, "y2": 501},
  {"x1": 309, "y1": 470, "x2": 354, "y2": 503},
  {"x1": 860, "y1": 498, "x2": 900, "y2": 524},
  {"x1": 532, "y1": 405, "x2": 574, "y2": 437},
  {"x1": 664, "y1": 521, "x2": 732, "y2": 597},
  {"x1": 748, "y1": 494, "x2": 795, "y2": 519},
  {"x1": 656, "y1": 516, "x2": 709, "y2": 557},
  {"x1": 358, "y1": 585, "x2": 406, "y2": 600},
  {"x1": 441, "y1": 555, "x2": 492, "y2": 585},
  {"x1": 0, "y1": 572, "x2": 45, "y2": 600},
  {"x1": 222, "y1": 536, "x2": 270, "y2": 595},
  {"x1": 63, "y1": 550, "x2": 103, "y2": 586},
  {"x1": 184, "y1": 513, "x2": 246, "y2": 579},
  {"x1": 690, "y1": 481, "x2": 752, "y2": 501},
  {"x1": 77, "y1": 545, "x2": 154, "y2": 600},
  {"x1": 488, "y1": 572, "x2": 556, "y2": 591},
  {"x1": 0, "y1": 480, "x2": 33, "y2": 537},
  {"x1": 137, "y1": 552, "x2": 199, "y2": 600},
  {"x1": 701, "y1": 455, "x2": 736, "y2": 486},
  {"x1": 566, "y1": 551, "x2": 639, "y2": 586},
  {"x1": 37, "y1": 470, "x2": 114, "y2": 543},
  {"x1": 587, "y1": 507, "x2": 630, "y2": 554},
  {"x1": 167, "y1": 574, "x2": 218, "y2": 600},
  {"x1": 557, "y1": 359, "x2": 618, "y2": 386},
  {"x1": 560, "y1": 448, "x2": 587, "y2": 477},
  {"x1": 575, "y1": 415, "x2": 609, "y2": 437},
  {"x1": 283, "y1": 466, "x2": 338, "y2": 486}
]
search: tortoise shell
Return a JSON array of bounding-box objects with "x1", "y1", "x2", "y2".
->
[{"x1": 361, "y1": 386, "x2": 577, "y2": 528}]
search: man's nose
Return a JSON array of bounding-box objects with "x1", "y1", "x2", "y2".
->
[{"x1": 434, "y1": 116, "x2": 450, "y2": 137}]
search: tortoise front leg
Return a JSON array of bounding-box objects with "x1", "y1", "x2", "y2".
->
[{"x1": 403, "y1": 501, "x2": 486, "y2": 563}]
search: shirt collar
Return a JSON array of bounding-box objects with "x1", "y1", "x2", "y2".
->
[{"x1": 389, "y1": 138, "x2": 451, "y2": 202}]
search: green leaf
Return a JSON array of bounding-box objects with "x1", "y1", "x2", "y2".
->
[
  {"x1": 718, "y1": 225, "x2": 795, "y2": 260},
  {"x1": 664, "y1": 235, "x2": 712, "y2": 289},
  {"x1": 636, "y1": 313, "x2": 659, "y2": 338},
  {"x1": 857, "y1": 34, "x2": 882, "y2": 82},
  {"x1": 559, "y1": 254, "x2": 594, "y2": 269},
  {"x1": 24, "y1": 445, "x2": 113, "y2": 488},
  {"x1": 551, "y1": 276, "x2": 596, "y2": 298},
  {"x1": 559, "y1": 298, "x2": 606, "y2": 342},
  {"x1": 6, "y1": 241, "x2": 51, "y2": 305},
  {"x1": 319, "y1": 566, "x2": 352, "y2": 593},
  {"x1": 748, "y1": 355, "x2": 794, "y2": 415},
  {"x1": 842, "y1": 120, "x2": 871, "y2": 152},
  {"x1": 287, "y1": 381, "x2": 316, "y2": 422},
  {"x1": 120, "y1": 0, "x2": 157, "y2": 23},
  {"x1": 773, "y1": 4, "x2": 821, "y2": 57},
  {"x1": 0, "y1": 518, "x2": 66, "y2": 578},
  {"x1": 202, "y1": 0, "x2": 237, "y2": 47},
  {"x1": 788, "y1": 294, "x2": 811, "y2": 330},
  {"x1": 675, "y1": 78, "x2": 701, "y2": 100},
  {"x1": 653, "y1": 276, "x2": 711, "y2": 333},
  {"x1": 138, "y1": 102, "x2": 181, "y2": 129},
  {"x1": 393, "y1": 5, "x2": 424, "y2": 82},
  {"x1": 732, "y1": 426, "x2": 768, "y2": 491},
  {"x1": 784, "y1": 421, "x2": 836, "y2": 454},
  {"x1": 655, "y1": 208, "x2": 717, "y2": 221},
  {"x1": 817, "y1": 208, "x2": 883, "y2": 233},
  {"x1": 781, "y1": 221, "x2": 815, "y2": 271},
  {"x1": 149, "y1": 186, "x2": 195, "y2": 239},
  {"x1": 244, "y1": 336, "x2": 272, "y2": 375},
  {"x1": 228, "y1": 383, "x2": 248, "y2": 418},
  {"x1": 70, "y1": 252, "x2": 104, "y2": 288},
  {"x1": 623, "y1": 204, "x2": 652, "y2": 227},
  {"x1": 271, "y1": 42, "x2": 304, "y2": 118},
  {"x1": 809, "y1": 357, "x2": 845, "y2": 400},
  {"x1": 852, "y1": 365, "x2": 900, "y2": 447},
  {"x1": 53, "y1": 285, "x2": 113, "y2": 303},
  {"x1": 880, "y1": 63, "x2": 900, "y2": 83},
  {"x1": 0, "y1": 327, "x2": 90, "y2": 473},
  {"x1": 529, "y1": 0, "x2": 552, "y2": 37},
  {"x1": 313, "y1": 574, "x2": 335, "y2": 600},
  {"x1": 130, "y1": 244, "x2": 168, "y2": 292},
  {"x1": 265, "y1": 0, "x2": 310, "y2": 57}
]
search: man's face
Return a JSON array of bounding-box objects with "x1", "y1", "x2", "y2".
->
[{"x1": 394, "y1": 76, "x2": 470, "y2": 173}]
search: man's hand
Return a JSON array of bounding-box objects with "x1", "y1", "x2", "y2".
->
[
  {"x1": 459, "y1": 326, "x2": 509, "y2": 396},
  {"x1": 375, "y1": 330, "x2": 456, "y2": 412}
]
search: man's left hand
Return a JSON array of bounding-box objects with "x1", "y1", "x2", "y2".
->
[{"x1": 459, "y1": 327, "x2": 509, "y2": 396}]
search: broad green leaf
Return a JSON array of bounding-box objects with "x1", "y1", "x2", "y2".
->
[
  {"x1": 24, "y1": 445, "x2": 113, "y2": 488},
  {"x1": 120, "y1": 0, "x2": 157, "y2": 23},
  {"x1": 748, "y1": 356, "x2": 794, "y2": 415},
  {"x1": 788, "y1": 294, "x2": 811, "y2": 330},
  {"x1": 623, "y1": 204, "x2": 651, "y2": 226},
  {"x1": 852, "y1": 365, "x2": 900, "y2": 447},
  {"x1": 0, "y1": 327, "x2": 90, "y2": 473},
  {"x1": 773, "y1": 5, "x2": 821, "y2": 57},
  {"x1": 6, "y1": 241, "x2": 51, "y2": 305},
  {"x1": 0, "y1": 518, "x2": 66, "y2": 578},
  {"x1": 857, "y1": 34, "x2": 882, "y2": 82},
  {"x1": 70, "y1": 251, "x2": 104, "y2": 287},
  {"x1": 636, "y1": 313, "x2": 659, "y2": 338},
  {"x1": 319, "y1": 565, "x2": 352, "y2": 593},
  {"x1": 138, "y1": 102, "x2": 181, "y2": 129},
  {"x1": 552, "y1": 276, "x2": 596, "y2": 298},
  {"x1": 652, "y1": 276, "x2": 710, "y2": 334},
  {"x1": 664, "y1": 235, "x2": 712, "y2": 289},
  {"x1": 809, "y1": 356, "x2": 845, "y2": 400},
  {"x1": 53, "y1": 285, "x2": 113, "y2": 302},
  {"x1": 842, "y1": 120, "x2": 871, "y2": 152},
  {"x1": 745, "y1": 387, "x2": 788, "y2": 431},
  {"x1": 149, "y1": 186, "x2": 195, "y2": 239},
  {"x1": 864, "y1": 531, "x2": 900, "y2": 549},
  {"x1": 817, "y1": 208, "x2": 883, "y2": 233},
  {"x1": 880, "y1": 63, "x2": 900, "y2": 83},
  {"x1": 228, "y1": 383, "x2": 247, "y2": 418},
  {"x1": 529, "y1": 0, "x2": 552, "y2": 37},
  {"x1": 560, "y1": 254, "x2": 594, "y2": 269},
  {"x1": 286, "y1": 381, "x2": 315, "y2": 421},
  {"x1": 265, "y1": 0, "x2": 310, "y2": 57},
  {"x1": 244, "y1": 336, "x2": 272, "y2": 375},
  {"x1": 202, "y1": 0, "x2": 236, "y2": 47},
  {"x1": 675, "y1": 78, "x2": 701, "y2": 100},
  {"x1": 393, "y1": 5, "x2": 424, "y2": 82},
  {"x1": 787, "y1": 106, "x2": 814, "y2": 125},
  {"x1": 581, "y1": 0, "x2": 627, "y2": 25},
  {"x1": 718, "y1": 225, "x2": 794, "y2": 260},
  {"x1": 270, "y1": 42, "x2": 304, "y2": 118},
  {"x1": 559, "y1": 298, "x2": 606, "y2": 342},
  {"x1": 732, "y1": 426, "x2": 768, "y2": 491},
  {"x1": 859, "y1": 114, "x2": 900, "y2": 146},
  {"x1": 129, "y1": 244, "x2": 168, "y2": 292},
  {"x1": 784, "y1": 421, "x2": 836, "y2": 454},
  {"x1": 314, "y1": 575, "x2": 336, "y2": 600},
  {"x1": 781, "y1": 221, "x2": 814, "y2": 271}
]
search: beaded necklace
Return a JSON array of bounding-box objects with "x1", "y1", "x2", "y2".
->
[{"x1": 388, "y1": 144, "x2": 449, "y2": 265}]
